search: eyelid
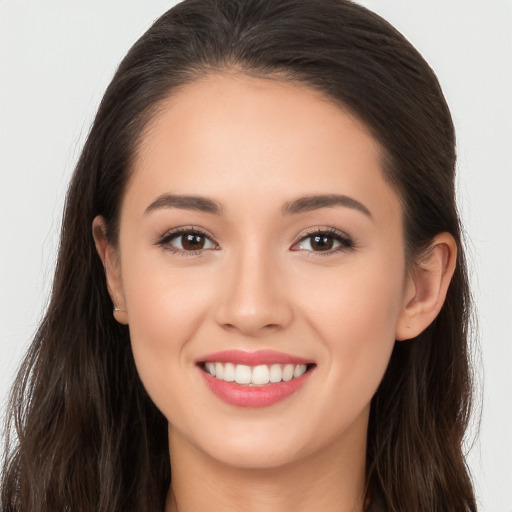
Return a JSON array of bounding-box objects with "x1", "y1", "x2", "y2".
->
[
  {"x1": 155, "y1": 225, "x2": 219, "y2": 255},
  {"x1": 290, "y1": 226, "x2": 356, "y2": 255},
  {"x1": 154, "y1": 225, "x2": 355, "y2": 256}
]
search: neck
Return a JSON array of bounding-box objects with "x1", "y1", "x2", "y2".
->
[{"x1": 165, "y1": 423, "x2": 368, "y2": 512}]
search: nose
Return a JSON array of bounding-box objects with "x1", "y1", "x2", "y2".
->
[{"x1": 214, "y1": 245, "x2": 294, "y2": 337}]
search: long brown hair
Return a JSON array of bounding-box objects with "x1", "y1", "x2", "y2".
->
[{"x1": 1, "y1": 1, "x2": 477, "y2": 510}]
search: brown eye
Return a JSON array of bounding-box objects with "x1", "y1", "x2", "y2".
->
[
  {"x1": 310, "y1": 235, "x2": 334, "y2": 251},
  {"x1": 181, "y1": 233, "x2": 206, "y2": 250},
  {"x1": 161, "y1": 229, "x2": 217, "y2": 253},
  {"x1": 293, "y1": 230, "x2": 354, "y2": 254}
]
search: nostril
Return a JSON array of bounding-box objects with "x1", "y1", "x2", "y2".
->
[
  {"x1": 219, "y1": 320, "x2": 283, "y2": 336},
  {"x1": 213, "y1": 280, "x2": 294, "y2": 335}
]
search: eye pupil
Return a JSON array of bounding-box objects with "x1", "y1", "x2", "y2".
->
[
  {"x1": 311, "y1": 235, "x2": 334, "y2": 251},
  {"x1": 182, "y1": 233, "x2": 205, "y2": 250}
]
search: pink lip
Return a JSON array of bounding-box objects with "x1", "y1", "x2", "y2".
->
[
  {"x1": 199, "y1": 368, "x2": 313, "y2": 408},
  {"x1": 197, "y1": 349, "x2": 313, "y2": 366},
  {"x1": 196, "y1": 350, "x2": 315, "y2": 408}
]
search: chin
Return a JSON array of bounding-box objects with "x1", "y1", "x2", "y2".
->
[{"x1": 204, "y1": 438, "x2": 310, "y2": 471}]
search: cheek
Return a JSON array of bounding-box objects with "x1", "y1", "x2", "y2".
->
[
  {"x1": 298, "y1": 254, "x2": 404, "y2": 340},
  {"x1": 118, "y1": 251, "x2": 215, "y2": 411},
  {"x1": 295, "y1": 254, "x2": 404, "y2": 402},
  {"x1": 121, "y1": 247, "x2": 215, "y2": 338}
]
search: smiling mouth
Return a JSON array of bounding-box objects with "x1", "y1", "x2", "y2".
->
[{"x1": 200, "y1": 362, "x2": 316, "y2": 387}]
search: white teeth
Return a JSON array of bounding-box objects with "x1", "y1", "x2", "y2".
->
[
  {"x1": 204, "y1": 362, "x2": 310, "y2": 386},
  {"x1": 234, "y1": 364, "x2": 252, "y2": 384},
  {"x1": 205, "y1": 362, "x2": 216, "y2": 377},
  {"x1": 293, "y1": 364, "x2": 307, "y2": 378},
  {"x1": 215, "y1": 362, "x2": 224, "y2": 380},
  {"x1": 223, "y1": 362, "x2": 235, "y2": 382},
  {"x1": 269, "y1": 364, "x2": 282, "y2": 383},
  {"x1": 282, "y1": 364, "x2": 294, "y2": 382},
  {"x1": 252, "y1": 365, "x2": 270, "y2": 385}
]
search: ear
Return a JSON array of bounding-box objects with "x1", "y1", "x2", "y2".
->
[
  {"x1": 395, "y1": 232, "x2": 457, "y2": 341},
  {"x1": 92, "y1": 216, "x2": 128, "y2": 325}
]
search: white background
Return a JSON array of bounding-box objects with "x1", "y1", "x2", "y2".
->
[{"x1": 0, "y1": 1, "x2": 511, "y2": 511}]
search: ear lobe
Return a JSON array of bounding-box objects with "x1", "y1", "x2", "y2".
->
[
  {"x1": 92, "y1": 216, "x2": 129, "y2": 325},
  {"x1": 395, "y1": 232, "x2": 457, "y2": 341}
]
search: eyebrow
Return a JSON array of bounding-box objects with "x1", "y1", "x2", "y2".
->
[
  {"x1": 144, "y1": 193, "x2": 371, "y2": 218},
  {"x1": 145, "y1": 194, "x2": 222, "y2": 215},
  {"x1": 282, "y1": 194, "x2": 372, "y2": 217}
]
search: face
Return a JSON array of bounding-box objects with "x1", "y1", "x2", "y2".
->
[{"x1": 106, "y1": 75, "x2": 412, "y2": 470}]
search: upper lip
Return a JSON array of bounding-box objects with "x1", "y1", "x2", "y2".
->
[{"x1": 197, "y1": 349, "x2": 314, "y2": 366}]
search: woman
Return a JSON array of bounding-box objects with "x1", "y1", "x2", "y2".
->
[{"x1": 1, "y1": 0, "x2": 477, "y2": 511}]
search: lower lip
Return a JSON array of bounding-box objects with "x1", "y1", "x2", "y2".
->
[{"x1": 199, "y1": 368, "x2": 313, "y2": 408}]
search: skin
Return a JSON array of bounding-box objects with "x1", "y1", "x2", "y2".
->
[{"x1": 94, "y1": 74, "x2": 456, "y2": 512}]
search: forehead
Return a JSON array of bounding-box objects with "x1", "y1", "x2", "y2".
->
[{"x1": 125, "y1": 74, "x2": 399, "y2": 222}]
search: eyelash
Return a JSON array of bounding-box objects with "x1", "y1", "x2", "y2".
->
[
  {"x1": 291, "y1": 227, "x2": 355, "y2": 256},
  {"x1": 156, "y1": 226, "x2": 219, "y2": 256},
  {"x1": 156, "y1": 226, "x2": 355, "y2": 256}
]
